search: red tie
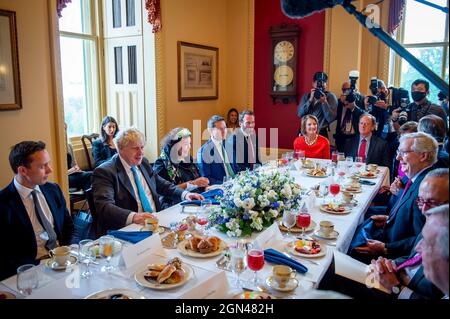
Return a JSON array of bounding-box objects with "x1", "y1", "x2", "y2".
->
[
  {"x1": 389, "y1": 179, "x2": 413, "y2": 218},
  {"x1": 397, "y1": 254, "x2": 422, "y2": 271},
  {"x1": 358, "y1": 138, "x2": 367, "y2": 161}
]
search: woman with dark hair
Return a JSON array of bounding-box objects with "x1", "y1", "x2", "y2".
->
[
  {"x1": 226, "y1": 108, "x2": 240, "y2": 135},
  {"x1": 293, "y1": 114, "x2": 330, "y2": 159},
  {"x1": 153, "y1": 127, "x2": 209, "y2": 208},
  {"x1": 92, "y1": 116, "x2": 119, "y2": 167}
]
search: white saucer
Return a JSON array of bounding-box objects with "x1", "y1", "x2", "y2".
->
[
  {"x1": 266, "y1": 276, "x2": 299, "y2": 292},
  {"x1": 45, "y1": 255, "x2": 78, "y2": 270},
  {"x1": 140, "y1": 226, "x2": 165, "y2": 234},
  {"x1": 313, "y1": 230, "x2": 339, "y2": 240}
]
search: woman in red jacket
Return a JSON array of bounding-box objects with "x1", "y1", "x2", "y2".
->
[{"x1": 294, "y1": 114, "x2": 331, "y2": 159}]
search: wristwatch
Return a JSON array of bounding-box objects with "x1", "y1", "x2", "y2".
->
[{"x1": 391, "y1": 284, "x2": 404, "y2": 295}]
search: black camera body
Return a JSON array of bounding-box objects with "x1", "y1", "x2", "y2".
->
[
  {"x1": 313, "y1": 72, "x2": 327, "y2": 100},
  {"x1": 345, "y1": 70, "x2": 359, "y2": 103},
  {"x1": 367, "y1": 77, "x2": 409, "y2": 115}
]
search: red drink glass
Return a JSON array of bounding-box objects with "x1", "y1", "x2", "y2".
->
[
  {"x1": 331, "y1": 152, "x2": 338, "y2": 162},
  {"x1": 297, "y1": 213, "x2": 311, "y2": 229},
  {"x1": 330, "y1": 184, "x2": 340, "y2": 196},
  {"x1": 247, "y1": 249, "x2": 264, "y2": 284}
]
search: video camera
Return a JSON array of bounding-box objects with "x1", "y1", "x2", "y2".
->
[
  {"x1": 313, "y1": 72, "x2": 328, "y2": 100},
  {"x1": 345, "y1": 70, "x2": 359, "y2": 103},
  {"x1": 367, "y1": 77, "x2": 409, "y2": 116}
]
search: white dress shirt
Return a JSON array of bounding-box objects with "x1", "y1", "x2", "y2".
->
[
  {"x1": 14, "y1": 178, "x2": 57, "y2": 259},
  {"x1": 211, "y1": 137, "x2": 230, "y2": 177},
  {"x1": 241, "y1": 128, "x2": 256, "y2": 163}
]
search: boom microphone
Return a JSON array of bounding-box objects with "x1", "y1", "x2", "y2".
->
[{"x1": 281, "y1": 0, "x2": 347, "y2": 19}]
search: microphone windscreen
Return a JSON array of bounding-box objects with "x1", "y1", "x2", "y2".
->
[{"x1": 281, "y1": 0, "x2": 345, "y2": 19}]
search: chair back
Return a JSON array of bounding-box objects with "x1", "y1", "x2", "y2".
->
[{"x1": 81, "y1": 133, "x2": 99, "y2": 171}]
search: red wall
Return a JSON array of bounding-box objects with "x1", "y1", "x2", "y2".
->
[{"x1": 254, "y1": 0, "x2": 325, "y2": 149}]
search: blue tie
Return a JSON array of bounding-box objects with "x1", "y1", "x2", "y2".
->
[{"x1": 130, "y1": 166, "x2": 153, "y2": 213}]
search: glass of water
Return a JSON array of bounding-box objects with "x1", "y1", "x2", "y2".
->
[
  {"x1": 282, "y1": 210, "x2": 297, "y2": 239},
  {"x1": 17, "y1": 264, "x2": 38, "y2": 296},
  {"x1": 229, "y1": 242, "x2": 247, "y2": 289},
  {"x1": 79, "y1": 239, "x2": 96, "y2": 279}
]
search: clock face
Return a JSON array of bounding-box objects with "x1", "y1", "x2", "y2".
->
[
  {"x1": 274, "y1": 65, "x2": 294, "y2": 87},
  {"x1": 274, "y1": 40, "x2": 295, "y2": 63}
]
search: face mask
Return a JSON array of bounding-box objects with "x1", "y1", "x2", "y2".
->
[
  {"x1": 411, "y1": 91, "x2": 427, "y2": 102},
  {"x1": 377, "y1": 92, "x2": 386, "y2": 100}
]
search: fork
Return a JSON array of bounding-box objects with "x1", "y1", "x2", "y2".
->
[{"x1": 282, "y1": 251, "x2": 320, "y2": 266}]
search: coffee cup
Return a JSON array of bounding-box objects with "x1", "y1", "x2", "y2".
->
[
  {"x1": 319, "y1": 221, "x2": 334, "y2": 237},
  {"x1": 49, "y1": 246, "x2": 71, "y2": 266},
  {"x1": 272, "y1": 265, "x2": 296, "y2": 288},
  {"x1": 342, "y1": 191, "x2": 354, "y2": 204},
  {"x1": 368, "y1": 164, "x2": 378, "y2": 172},
  {"x1": 144, "y1": 217, "x2": 159, "y2": 232}
]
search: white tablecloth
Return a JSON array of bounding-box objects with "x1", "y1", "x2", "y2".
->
[{"x1": 1, "y1": 160, "x2": 387, "y2": 299}]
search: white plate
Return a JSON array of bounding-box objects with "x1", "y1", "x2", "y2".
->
[
  {"x1": 304, "y1": 171, "x2": 328, "y2": 178},
  {"x1": 278, "y1": 219, "x2": 316, "y2": 233},
  {"x1": 342, "y1": 186, "x2": 362, "y2": 193},
  {"x1": 266, "y1": 276, "x2": 298, "y2": 292},
  {"x1": 140, "y1": 226, "x2": 165, "y2": 234},
  {"x1": 177, "y1": 239, "x2": 227, "y2": 258},
  {"x1": 85, "y1": 288, "x2": 146, "y2": 299},
  {"x1": 134, "y1": 263, "x2": 193, "y2": 290},
  {"x1": 313, "y1": 230, "x2": 339, "y2": 240},
  {"x1": 45, "y1": 255, "x2": 78, "y2": 270},
  {"x1": 319, "y1": 204, "x2": 351, "y2": 215},
  {"x1": 287, "y1": 241, "x2": 327, "y2": 258},
  {"x1": 356, "y1": 172, "x2": 378, "y2": 179},
  {"x1": 233, "y1": 292, "x2": 277, "y2": 299}
]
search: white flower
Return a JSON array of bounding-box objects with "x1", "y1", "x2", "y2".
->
[
  {"x1": 267, "y1": 190, "x2": 277, "y2": 199},
  {"x1": 269, "y1": 209, "x2": 279, "y2": 218},
  {"x1": 250, "y1": 216, "x2": 263, "y2": 230},
  {"x1": 233, "y1": 197, "x2": 243, "y2": 208},
  {"x1": 243, "y1": 198, "x2": 255, "y2": 210}
]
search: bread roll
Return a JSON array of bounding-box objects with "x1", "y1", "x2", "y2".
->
[
  {"x1": 197, "y1": 239, "x2": 212, "y2": 254},
  {"x1": 164, "y1": 269, "x2": 185, "y2": 284},
  {"x1": 143, "y1": 270, "x2": 161, "y2": 278},
  {"x1": 156, "y1": 264, "x2": 176, "y2": 284},
  {"x1": 146, "y1": 263, "x2": 166, "y2": 271},
  {"x1": 206, "y1": 236, "x2": 221, "y2": 251},
  {"x1": 188, "y1": 236, "x2": 202, "y2": 251}
]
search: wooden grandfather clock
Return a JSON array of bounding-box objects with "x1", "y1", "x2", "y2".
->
[{"x1": 269, "y1": 24, "x2": 300, "y2": 104}]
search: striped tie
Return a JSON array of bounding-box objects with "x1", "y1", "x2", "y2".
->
[{"x1": 397, "y1": 254, "x2": 422, "y2": 271}]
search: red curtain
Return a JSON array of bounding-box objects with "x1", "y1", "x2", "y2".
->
[
  {"x1": 388, "y1": 0, "x2": 406, "y2": 34},
  {"x1": 57, "y1": 0, "x2": 72, "y2": 18},
  {"x1": 145, "y1": 0, "x2": 162, "y2": 33}
]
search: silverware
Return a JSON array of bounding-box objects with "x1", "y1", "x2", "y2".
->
[{"x1": 282, "y1": 252, "x2": 320, "y2": 266}]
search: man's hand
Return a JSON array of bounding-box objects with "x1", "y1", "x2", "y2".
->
[
  {"x1": 390, "y1": 177, "x2": 404, "y2": 196},
  {"x1": 191, "y1": 177, "x2": 209, "y2": 188},
  {"x1": 344, "y1": 101, "x2": 356, "y2": 110},
  {"x1": 309, "y1": 89, "x2": 316, "y2": 102},
  {"x1": 186, "y1": 193, "x2": 204, "y2": 201},
  {"x1": 372, "y1": 257, "x2": 400, "y2": 293},
  {"x1": 318, "y1": 92, "x2": 327, "y2": 103},
  {"x1": 355, "y1": 239, "x2": 386, "y2": 255},
  {"x1": 391, "y1": 108, "x2": 401, "y2": 121},
  {"x1": 68, "y1": 165, "x2": 82, "y2": 175},
  {"x1": 378, "y1": 185, "x2": 391, "y2": 194},
  {"x1": 339, "y1": 94, "x2": 346, "y2": 103},
  {"x1": 370, "y1": 215, "x2": 388, "y2": 228},
  {"x1": 132, "y1": 213, "x2": 156, "y2": 225},
  {"x1": 374, "y1": 100, "x2": 389, "y2": 110}
]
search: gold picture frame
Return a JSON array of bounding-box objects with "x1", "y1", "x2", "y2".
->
[
  {"x1": 177, "y1": 41, "x2": 218, "y2": 101},
  {"x1": 0, "y1": 9, "x2": 21, "y2": 111}
]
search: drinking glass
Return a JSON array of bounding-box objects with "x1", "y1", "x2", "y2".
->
[
  {"x1": 331, "y1": 151, "x2": 338, "y2": 163},
  {"x1": 229, "y1": 243, "x2": 247, "y2": 289},
  {"x1": 295, "y1": 150, "x2": 306, "y2": 161},
  {"x1": 329, "y1": 182, "x2": 341, "y2": 204},
  {"x1": 99, "y1": 235, "x2": 115, "y2": 272},
  {"x1": 282, "y1": 210, "x2": 297, "y2": 239},
  {"x1": 79, "y1": 239, "x2": 96, "y2": 279},
  {"x1": 337, "y1": 152, "x2": 345, "y2": 161},
  {"x1": 297, "y1": 203, "x2": 311, "y2": 240},
  {"x1": 319, "y1": 182, "x2": 329, "y2": 198},
  {"x1": 355, "y1": 156, "x2": 364, "y2": 172},
  {"x1": 17, "y1": 264, "x2": 38, "y2": 296},
  {"x1": 247, "y1": 243, "x2": 264, "y2": 285}
]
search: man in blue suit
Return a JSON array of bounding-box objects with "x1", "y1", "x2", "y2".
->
[
  {"x1": 226, "y1": 110, "x2": 261, "y2": 172},
  {"x1": 350, "y1": 132, "x2": 439, "y2": 261},
  {"x1": 198, "y1": 115, "x2": 237, "y2": 184},
  {"x1": 0, "y1": 141, "x2": 75, "y2": 280}
]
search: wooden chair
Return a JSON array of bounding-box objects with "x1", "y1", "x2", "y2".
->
[{"x1": 80, "y1": 133, "x2": 99, "y2": 171}]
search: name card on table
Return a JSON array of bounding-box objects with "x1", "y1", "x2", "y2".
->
[
  {"x1": 180, "y1": 271, "x2": 230, "y2": 299},
  {"x1": 121, "y1": 233, "x2": 165, "y2": 271},
  {"x1": 254, "y1": 222, "x2": 284, "y2": 250}
]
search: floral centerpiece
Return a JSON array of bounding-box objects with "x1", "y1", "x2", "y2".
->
[{"x1": 208, "y1": 169, "x2": 303, "y2": 237}]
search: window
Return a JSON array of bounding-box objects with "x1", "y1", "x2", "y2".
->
[
  {"x1": 59, "y1": 0, "x2": 100, "y2": 138},
  {"x1": 389, "y1": 0, "x2": 449, "y2": 103}
]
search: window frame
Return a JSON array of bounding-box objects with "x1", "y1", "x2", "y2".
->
[{"x1": 390, "y1": 0, "x2": 449, "y2": 91}]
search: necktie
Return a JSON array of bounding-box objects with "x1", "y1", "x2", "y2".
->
[
  {"x1": 397, "y1": 254, "x2": 422, "y2": 271},
  {"x1": 220, "y1": 143, "x2": 235, "y2": 178},
  {"x1": 358, "y1": 138, "x2": 367, "y2": 162},
  {"x1": 341, "y1": 109, "x2": 352, "y2": 132},
  {"x1": 31, "y1": 190, "x2": 57, "y2": 251},
  {"x1": 389, "y1": 179, "x2": 412, "y2": 218},
  {"x1": 246, "y1": 136, "x2": 256, "y2": 165},
  {"x1": 130, "y1": 166, "x2": 153, "y2": 213}
]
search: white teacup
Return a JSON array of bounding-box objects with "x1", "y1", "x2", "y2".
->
[
  {"x1": 49, "y1": 246, "x2": 71, "y2": 266},
  {"x1": 144, "y1": 217, "x2": 159, "y2": 232},
  {"x1": 342, "y1": 191, "x2": 354, "y2": 204},
  {"x1": 272, "y1": 265, "x2": 296, "y2": 288},
  {"x1": 319, "y1": 221, "x2": 334, "y2": 237},
  {"x1": 368, "y1": 164, "x2": 378, "y2": 172}
]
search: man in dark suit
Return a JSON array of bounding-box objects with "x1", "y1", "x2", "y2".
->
[
  {"x1": 344, "y1": 113, "x2": 391, "y2": 169},
  {"x1": 226, "y1": 110, "x2": 261, "y2": 172},
  {"x1": 92, "y1": 128, "x2": 203, "y2": 236},
  {"x1": 418, "y1": 114, "x2": 449, "y2": 169},
  {"x1": 350, "y1": 132, "x2": 439, "y2": 261},
  {"x1": 333, "y1": 81, "x2": 364, "y2": 152},
  {"x1": 0, "y1": 141, "x2": 75, "y2": 280},
  {"x1": 198, "y1": 115, "x2": 238, "y2": 184}
]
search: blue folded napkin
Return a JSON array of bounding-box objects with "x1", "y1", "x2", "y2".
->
[
  {"x1": 263, "y1": 248, "x2": 308, "y2": 274},
  {"x1": 201, "y1": 188, "x2": 224, "y2": 199},
  {"x1": 180, "y1": 199, "x2": 220, "y2": 206},
  {"x1": 106, "y1": 230, "x2": 152, "y2": 244},
  {"x1": 349, "y1": 219, "x2": 384, "y2": 251}
]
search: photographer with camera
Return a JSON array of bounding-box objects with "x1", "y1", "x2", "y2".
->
[
  {"x1": 392, "y1": 79, "x2": 447, "y2": 132},
  {"x1": 334, "y1": 71, "x2": 365, "y2": 152},
  {"x1": 298, "y1": 71, "x2": 337, "y2": 139}
]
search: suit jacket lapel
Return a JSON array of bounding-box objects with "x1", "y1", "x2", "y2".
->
[
  {"x1": 115, "y1": 156, "x2": 137, "y2": 202},
  {"x1": 388, "y1": 180, "x2": 419, "y2": 222},
  {"x1": 40, "y1": 185, "x2": 62, "y2": 236}
]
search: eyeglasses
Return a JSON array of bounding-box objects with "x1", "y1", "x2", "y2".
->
[
  {"x1": 416, "y1": 197, "x2": 448, "y2": 209},
  {"x1": 396, "y1": 149, "x2": 415, "y2": 157}
]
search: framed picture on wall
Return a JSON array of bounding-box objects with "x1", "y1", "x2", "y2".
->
[
  {"x1": 177, "y1": 41, "x2": 218, "y2": 101},
  {"x1": 0, "y1": 9, "x2": 21, "y2": 111}
]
